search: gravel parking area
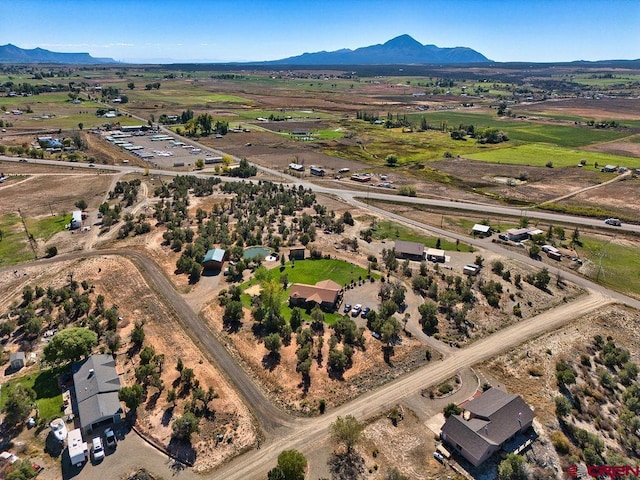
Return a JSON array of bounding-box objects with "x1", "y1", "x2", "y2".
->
[
  {"x1": 341, "y1": 279, "x2": 383, "y2": 327},
  {"x1": 99, "y1": 130, "x2": 221, "y2": 169}
]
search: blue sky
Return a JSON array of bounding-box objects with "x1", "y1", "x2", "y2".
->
[{"x1": 1, "y1": 0, "x2": 638, "y2": 63}]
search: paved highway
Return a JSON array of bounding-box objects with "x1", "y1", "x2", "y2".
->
[{"x1": 2, "y1": 155, "x2": 638, "y2": 235}]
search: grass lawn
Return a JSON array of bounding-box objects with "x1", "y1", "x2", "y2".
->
[
  {"x1": 369, "y1": 219, "x2": 474, "y2": 252},
  {"x1": 310, "y1": 129, "x2": 344, "y2": 140},
  {"x1": 0, "y1": 213, "x2": 71, "y2": 266},
  {"x1": 241, "y1": 258, "x2": 376, "y2": 325},
  {"x1": 247, "y1": 258, "x2": 374, "y2": 289},
  {"x1": 26, "y1": 214, "x2": 70, "y2": 241},
  {"x1": 0, "y1": 366, "x2": 66, "y2": 422},
  {"x1": 444, "y1": 216, "x2": 519, "y2": 235},
  {"x1": 0, "y1": 213, "x2": 35, "y2": 265},
  {"x1": 574, "y1": 237, "x2": 640, "y2": 299},
  {"x1": 466, "y1": 144, "x2": 640, "y2": 169}
]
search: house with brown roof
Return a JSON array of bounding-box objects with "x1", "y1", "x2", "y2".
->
[
  {"x1": 289, "y1": 279, "x2": 342, "y2": 311},
  {"x1": 440, "y1": 388, "x2": 535, "y2": 466},
  {"x1": 394, "y1": 240, "x2": 425, "y2": 261}
]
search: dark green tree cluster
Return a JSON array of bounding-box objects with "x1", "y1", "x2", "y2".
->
[
  {"x1": 43, "y1": 327, "x2": 97, "y2": 364},
  {"x1": 134, "y1": 343, "x2": 165, "y2": 392},
  {"x1": 6, "y1": 279, "x2": 124, "y2": 358},
  {"x1": 327, "y1": 315, "x2": 364, "y2": 378},
  {"x1": 478, "y1": 279, "x2": 503, "y2": 308},
  {"x1": 153, "y1": 179, "x2": 323, "y2": 284},
  {"x1": 117, "y1": 212, "x2": 152, "y2": 239},
  {"x1": 355, "y1": 111, "x2": 379, "y2": 123},
  {"x1": 2, "y1": 384, "x2": 36, "y2": 427},
  {"x1": 226, "y1": 158, "x2": 257, "y2": 178},
  {"x1": 172, "y1": 412, "x2": 199, "y2": 441},
  {"x1": 5, "y1": 459, "x2": 39, "y2": 480},
  {"x1": 556, "y1": 359, "x2": 577, "y2": 386},
  {"x1": 268, "y1": 449, "x2": 307, "y2": 480},
  {"x1": 498, "y1": 453, "x2": 527, "y2": 480},
  {"x1": 526, "y1": 267, "x2": 551, "y2": 290},
  {"x1": 475, "y1": 127, "x2": 509, "y2": 144},
  {"x1": 109, "y1": 179, "x2": 141, "y2": 207}
]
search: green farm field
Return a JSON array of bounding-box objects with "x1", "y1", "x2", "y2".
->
[
  {"x1": 575, "y1": 236, "x2": 640, "y2": 300},
  {"x1": 465, "y1": 144, "x2": 640, "y2": 168},
  {"x1": 0, "y1": 213, "x2": 34, "y2": 265},
  {"x1": 409, "y1": 111, "x2": 633, "y2": 147}
]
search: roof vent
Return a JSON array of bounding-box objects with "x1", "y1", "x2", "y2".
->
[{"x1": 88, "y1": 368, "x2": 94, "y2": 377}]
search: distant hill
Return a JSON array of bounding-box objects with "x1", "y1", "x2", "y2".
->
[
  {"x1": 267, "y1": 35, "x2": 491, "y2": 65},
  {"x1": 0, "y1": 44, "x2": 116, "y2": 64}
]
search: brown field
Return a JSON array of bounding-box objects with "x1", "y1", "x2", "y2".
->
[
  {"x1": 0, "y1": 169, "x2": 113, "y2": 216},
  {"x1": 513, "y1": 97, "x2": 640, "y2": 121},
  {"x1": 434, "y1": 157, "x2": 611, "y2": 204},
  {"x1": 555, "y1": 175, "x2": 640, "y2": 217}
]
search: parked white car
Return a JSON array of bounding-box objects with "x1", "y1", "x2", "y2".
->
[{"x1": 92, "y1": 436, "x2": 105, "y2": 461}]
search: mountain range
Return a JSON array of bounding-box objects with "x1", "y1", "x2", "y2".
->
[
  {"x1": 0, "y1": 36, "x2": 488, "y2": 65},
  {"x1": 266, "y1": 35, "x2": 491, "y2": 65},
  {"x1": 0, "y1": 44, "x2": 115, "y2": 64}
]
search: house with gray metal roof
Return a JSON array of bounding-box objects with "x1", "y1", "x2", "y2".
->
[
  {"x1": 202, "y1": 248, "x2": 226, "y2": 271},
  {"x1": 72, "y1": 354, "x2": 122, "y2": 435},
  {"x1": 440, "y1": 388, "x2": 535, "y2": 466},
  {"x1": 9, "y1": 351, "x2": 25, "y2": 370}
]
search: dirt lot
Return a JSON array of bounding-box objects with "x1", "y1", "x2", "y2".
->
[
  {"x1": 554, "y1": 174, "x2": 640, "y2": 217},
  {"x1": 0, "y1": 168, "x2": 112, "y2": 217},
  {"x1": 433, "y1": 156, "x2": 612, "y2": 205}
]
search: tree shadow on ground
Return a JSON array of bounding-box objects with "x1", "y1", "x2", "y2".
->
[
  {"x1": 383, "y1": 345, "x2": 395, "y2": 366},
  {"x1": 167, "y1": 437, "x2": 197, "y2": 466},
  {"x1": 261, "y1": 352, "x2": 280, "y2": 371},
  {"x1": 224, "y1": 320, "x2": 242, "y2": 334},
  {"x1": 44, "y1": 431, "x2": 64, "y2": 458},
  {"x1": 251, "y1": 322, "x2": 267, "y2": 339},
  {"x1": 328, "y1": 450, "x2": 365, "y2": 480},
  {"x1": 161, "y1": 407, "x2": 174, "y2": 427},
  {"x1": 145, "y1": 390, "x2": 161, "y2": 411}
]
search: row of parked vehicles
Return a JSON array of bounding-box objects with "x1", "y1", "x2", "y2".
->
[
  {"x1": 343, "y1": 303, "x2": 371, "y2": 318},
  {"x1": 92, "y1": 428, "x2": 117, "y2": 462}
]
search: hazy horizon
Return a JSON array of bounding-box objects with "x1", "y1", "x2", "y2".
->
[{"x1": 1, "y1": 0, "x2": 638, "y2": 64}]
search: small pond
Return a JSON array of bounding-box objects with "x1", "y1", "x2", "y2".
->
[{"x1": 243, "y1": 246, "x2": 271, "y2": 260}]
